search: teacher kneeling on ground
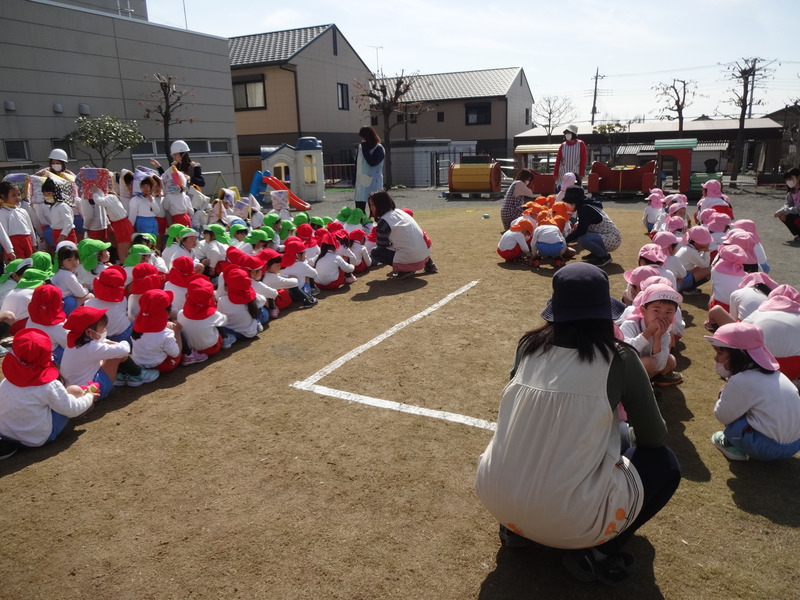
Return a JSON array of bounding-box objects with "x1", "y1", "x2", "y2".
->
[
  {"x1": 475, "y1": 262, "x2": 680, "y2": 585},
  {"x1": 563, "y1": 187, "x2": 621, "y2": 267}
]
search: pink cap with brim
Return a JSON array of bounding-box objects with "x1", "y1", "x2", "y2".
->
[
  {"x1": 704, "y1": 322, "x2": 779, "y2": 371},
  {"x1": 758, "y1": 284, "x2": 800, "y2": 314},
  {"x1": 739, "y1": 272, "x2": 778, "y2": 291},
  {"x1": 640, "y1": 275, "x2": 674, "y2": 291},
  {"x1": 652, "y1": 231, "x2": 678, "y2": 249},
  {"x1": 684, "y1": 226, "x2": 712, "y2": 246},
  {"x1": 717, "y1": 244, "x2": 748, "y2": 265},
  {"x1": 731, "y1": 219, "x2": 759, "y2": 238},
  {"x1": 706, "y1": 212, "x2": 731, "y2": 233},
  {"x1": 638, "y1": 243, "x2": 666, "y2": 264},
  {"x1": 666, "y1": 216, "x2": 686, "y2": 233},
  {"x1": 639, "y1": 283, "x2": 682, "y2": 306},
  {"x1": 668, "y1": 202, "x2": 687, "y2": 216},
  {"x1": 702, "y1": 179, "x2": 723, "y2": 197},
  {"x1": 624, "y1": 265, "x2": 660, "y2": 286}
]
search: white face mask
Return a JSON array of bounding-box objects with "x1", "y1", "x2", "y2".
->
[
  {"x1": 715, "y1": 362, "x2": 732, "y2": 380},
  {"x1": 89, "y1": 329, "x2": 107, "y2": 343},
  {"x1": 51, "y1": 163, "x2": 63, "y2": 173},
  {"x1": 787, "y1": 179, "x2": 798, "y2": 189},
  {"x1": 565, "y1": 133, "x2": 573, "y2": 141}
]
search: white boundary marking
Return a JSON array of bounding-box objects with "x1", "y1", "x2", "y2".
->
[{"x1": 290, "y1": 280, "x2": 496, "y2": 431}]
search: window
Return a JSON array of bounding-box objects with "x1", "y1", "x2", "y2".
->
[
  {"x1": 465, "y1": 103, "x2": 491, "y2": 125},
  {"x1": 209, "y1": 140, "x2": 229, "y2": 153},
  {"x1": 332, "y1": 28, "x2": 338, "y2": 56},
  {"x1": 397, "y1": 114, "x2": 404, "y2": 124},
  {"x1": 525, "y1": 108, "x2": 530, "y2": 125},
  {"x1": 51, "y1": 138, "x2": 74, "y2": 159},
  {"x1": 437, "y1": 111, "x2": 444, "y2": 123},
  {"x1": 131, "y1": 141, "x2": 155, "y2": 157},
  {"x1": 337, "y1": 83, "x2": 349, "y2": 110},
  {"x1": 4, "y1": 140, "x2": 30, "y2": 161},
  {"x1": 370, "y1": 115, "x2": 378, "y2": 126},
  {"x1": 232, "y1": 75, "x2": 266, "y2": 111}
]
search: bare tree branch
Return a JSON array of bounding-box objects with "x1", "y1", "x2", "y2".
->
[{"x1": 531, "y1": 96, "x2": 576, "y2": 143}]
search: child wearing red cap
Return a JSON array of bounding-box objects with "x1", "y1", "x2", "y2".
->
[
  {"x1": 259, "y1": 249, "x2": 300, "y2": 316},
  {"x1": 61, "y1": 306, "x2": 157, "y2": 392},
  {"x1": 705, "y1": 322, "x2": 800, "y2": 461},
  {"x1": 164, "y1": 255, "x2": 195, "y2": 313},
  {"x1": 127, "y1": 262, "x2": 163, "y2": 322},
  {"x1": 85, "y1": 265, "x2": 132, "y2": 345},
  {"x1": 280, "y1": 238, "x2": 320, "y2": 303},
  {"x1": 217, "y1": 266, "x2": 269, "y2": 340},
  {"x1": 620, "y1": 284, "x2": 684, "y2": 387},
  {"x1": 0, "y1": 328, "x2": 96, "y2": 454},
  {"x1": 26, "y1": 284, "x2": 69, "y2": 364},
  {"x1": 347, "y1": 229, "x2": 370, "y2": 274},
  {"x1": 311, "y1": 231, "x2": 357, "y2": 290},
  {"x1": 132, "y1": 289, "x2": 200, "y2": 370},
  {"x1": 178, "y1": 275, "x2": 230, "y2": 355}
]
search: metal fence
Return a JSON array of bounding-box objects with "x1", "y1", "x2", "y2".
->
[{"x1": 324, "y1": 163, "x2": 355, "y2": 188}]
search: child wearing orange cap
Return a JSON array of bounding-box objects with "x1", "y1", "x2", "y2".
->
[
  {"x1": 217, "y1": 266, "x2": 268, "y2": 340},
  {"x1": 497, "y1": 218, "x2": 533, "y2": 262},
  {"x1": 132, "y1": 288, "x2": 202, "y2": 370},
  {"x1": 61, "y1": 306, "x2": 157, "y2": 392},
  {"x1": 0, "y1": 328, "x2": 96, "y2": 455},
  {"x1": 178, "y1": 275, "x2": 231, "y2": 355},
  {"x1": 529, "y1": 212, "x2": 569, "y2": 269}
]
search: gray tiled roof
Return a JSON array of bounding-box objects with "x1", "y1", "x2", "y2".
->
[
  {"x1": 379, "y1": 67, "x2": 522, "y2": 102},
  {"x1": 229, "y1": 25, "x2": 332, "y2": 67}
]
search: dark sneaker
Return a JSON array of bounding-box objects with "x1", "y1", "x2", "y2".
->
[
  {"x1": 531, "y1": 258, "x2": 541, "y2": 268},
  {"x1": 581, "y1": 253, "x2": 602, "y2": 261},
  {"x1": 587, "y1": 255, "x2": 613, "y2": 267},
  {"x1": 711, "y1": 431, "x2": 747, "y2": 461},
  {"x1": 652, "y1": 371, "x2": 683, "y2": 387},
  {"x1": 395, "y1": 270, "x2": 416, "y2": 280},
  {"x1": 498, "y1": 524, "x2": 538, "y2": 549},
  {"x1": 0, "y1": 439, "x2": 18, "y2": 460},
  {"x1": 563, "y1": 548, "x2": 635, "y2": 585},
  {"x1": 424, "y1": 260, "x2": 438, "y2": 274},
  {"x1": 681, "y1": 287, "x2": 702, "y2": 296}
]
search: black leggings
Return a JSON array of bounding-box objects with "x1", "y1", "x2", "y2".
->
[{"x1": 601, "y1": 445, "x2": 681, "y2": 554}]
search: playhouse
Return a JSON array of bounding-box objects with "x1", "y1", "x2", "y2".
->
[{"x1": 260, "y1": 137, "x2": 325, "y2": 203}]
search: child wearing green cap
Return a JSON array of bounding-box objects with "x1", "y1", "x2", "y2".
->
[
  {"x1": 1, "y1": 268, "x2": 49, "y2": 321},
  {"x1": 50, "y1": 245, "x2": 93, "y2": 316},
  {"x1": 229, "y1": 223, "x2": 249, "y2": 251},
  {"x1": 0, "y1": 258, "x2": 32, "y2": 306},
  {"x1": 76, "y1": 238, "x2": 111, "y2": 290},
  {"x1": 201, "y1": 224, "x2": 230, "y2": 275}
]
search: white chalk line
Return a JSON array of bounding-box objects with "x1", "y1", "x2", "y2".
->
[{"x1": 290, "y1": 280, "x2": 496, "y2": 431}]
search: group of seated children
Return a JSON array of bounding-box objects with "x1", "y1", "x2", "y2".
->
[
  {"x1": 0, "y1": 179, "x2": 435, "y2": 459},
  {"x1": 496, "y1": 191, "x2": 576, "y2": 268},
  {"x1": 631, "y1": 185, "x2": 800, "y2": 462}
]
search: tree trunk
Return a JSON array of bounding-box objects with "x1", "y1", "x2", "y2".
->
[{"x1": 729, "y1": 69, "x2": 752, "y2": 186}]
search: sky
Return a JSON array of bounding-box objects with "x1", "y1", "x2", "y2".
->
[{"x1": 147, "y1": 0, "x2": 799, "y2": 128}]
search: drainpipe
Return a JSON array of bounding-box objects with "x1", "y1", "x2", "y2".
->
[{"x1": 280, "y1": 64, "x2": 301, "y2": 138}]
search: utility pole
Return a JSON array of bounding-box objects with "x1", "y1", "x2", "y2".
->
[
  {"x1": 747, "y1": 59, "x2": 757, "y2": 119},
  {"x1": 591, "y1": 67, "x2": 605, "y2": 126}
]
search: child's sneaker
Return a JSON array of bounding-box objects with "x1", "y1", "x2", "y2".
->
[
  {"x1": 268, "y1": 307, "x2": 280, "y2": 320},
  {"x1": 126, "y1": 368, "x2": 160, "y2": 387},
  {"x1": 652, "y1": 371, "x2": 683, "y2": 387},
  {"x1": 302, "y1": 297, "x2": 318, "y2": 309},
  {"x1": 257, "y1": 323, "x2": 264, "y2": 333},
  {"x1": 114, "y1": 372, "x2": 130, "y2": 387},
  {"x1": 221, "y1": 333, "x2": 237, "y2": 349},
  {"x1": 711, "y1": 431, "x2": 747, "y2": 461},
  {"x1": 181, "y1": 350, "x2": 209, "y2": 366},
  {"x1": 553, "y1": 258, "x2": 564, "y2": 269},
  {"x1": 344, "y1": 274, "x2": 357, "y2": 284},
  {"x1": 531, "y1": 258, "x2": 541, "y2": 268},
  {"x1": 682, "y1": 287, "x2": 702, "y2": 296},
  {"x1": 0, "y1": 438, "x2": 19, "y2": 460}
]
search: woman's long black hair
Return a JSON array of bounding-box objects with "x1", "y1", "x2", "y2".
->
[{"x1": 517, "y1": 319, "x2": 622, "y2": 365}]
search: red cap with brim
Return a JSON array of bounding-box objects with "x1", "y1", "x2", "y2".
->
[
  {"x1": 1, "y1": 328, "x2": 61, "y2": 386},
  {"x1": 28, "y1": 284, "x2": 65, "y2": 326},
  {"x1": 64, "y1": 306, "x2": 107, "y2": 348},
  {"x1": 225, "y1": 267, "x2": 256, "y2": 304},
  {"x1": 131, "y1": 262, "x2": 162, "y2": 295},
  {"x1": 133, "y1": 289, "x2": 173, "y2": 333},
  {"x1": 183, "y1": 275, "x2": 217, "y2": 320},
  {"x1": 167, "y1": 256, "x2": 195, "y2": 288},
  {"x1": 93, "y1": 265, "x2": 126, "y2": 302}
]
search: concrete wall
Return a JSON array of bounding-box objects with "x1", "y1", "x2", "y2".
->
[{"x1": 0, "y1": 0, "x2": 239, "y2": 191}]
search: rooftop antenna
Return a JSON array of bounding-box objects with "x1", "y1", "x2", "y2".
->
[
  {"x1": 182, "y1": 0, "x2": 188, "y2": 29},
  {"x1": 367, "y1": 45, "x2": 383, "y2": 75}
]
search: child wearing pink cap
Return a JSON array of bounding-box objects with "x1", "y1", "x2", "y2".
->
[
  {"x1": 0, "y1": 328, "x2": 96, "y2": 455},
  {"x1": 620, "y1": 284, "x2": 683, "y2": 387},
  {"x1": 730, "y1": 219, "x2": 769, "y2": 273},
  {"x1": 705, "y1": 322, "x2": 800, "y2": 461},
  {"x1": 695, "y1": 179, "x2": 732, "y2": 221},
  {"x1": 743, "y1": 285, "x2": 800, "y2": 383},
  {"x1": 706, "y1": 213, "x2": 731, "y2": 256},
  {"x1": 707, "y1": 272, "x2": 779, "y2": 331},
  {"x1": 675, "y1": 226, "x2": 711, "y2": 294},
  {"x1": 642, "y1": 193, "x2": 664, "y2": 233},
  {"x1": 710, "y1": 245, "x2": 748, "y2": 311},
  {"x1": 636, "y1": 243, "x2": 676, "y2": 289},
  {"x1": 651, "y1": 231, "x2": 686, "y2": 290}
]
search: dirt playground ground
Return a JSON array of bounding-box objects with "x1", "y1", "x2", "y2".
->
[{"x1": 1, "y1": 187, "x2": 799, "y2": 599}]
